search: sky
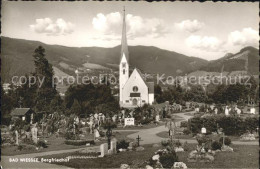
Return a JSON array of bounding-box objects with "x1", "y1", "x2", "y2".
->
[{"x1": 1, "y1": 1, "x2": 259, "y2": 60}]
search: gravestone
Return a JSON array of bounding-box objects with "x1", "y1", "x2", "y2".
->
[
  {"x1": 100, "y1": 143, "x2": 108, "y2": 157},
  {"x1": 110, "y1": 140, "x2": 117, "y2": 154},
  {"x1": 112, "y1": 115, "x2": 117, "y2": 122},
  {"x1": 15, "y1": 130, "x2": 19, "y2": 145},
  {"x1": 95, "y1": 129, "x2": 100, "y2": 138},
  {"x1": 155, "y1": 114, "x2": 160, "y2": 122},
  {"x1": 250, "y1": 107, "x2": 256, "y2": 114},
  {"x1": 124, "y1": 118, "x2": 135, "y2": 126},
  {"x1": 225, "y1": 107, "x2": 229, "y2": 116},
  {"x1": 214, "y1": 108, "x2": 218, "y2": 114},
  {"x1": 89, "y1": 120, "x2": 94, "y2": 134},
  {"x1": 128, "y1": 142, "x2": 133, "y2": 150},
  {"x1": 31, "y1": 127, "x2": 38, "y2": 144}
]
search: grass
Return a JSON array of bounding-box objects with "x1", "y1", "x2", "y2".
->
[
  {"x1": 37, "y1": 143, "x2": 259, "y2": 168},
  {"x1": 37, "y1": 144, "x2": 159, "y2": 168},
  {"x1": 156, "y1": 131, "x2": 196, "y2": 140},
  {"x1": 1, "y1": 131, "x2": 136, "y2": 156},
  {"x1": 178, "y1": 144, "x2": 259, "y2": 168},
  {"x1": 156, "y1": 131, "x2": 259, "y2": 142}
]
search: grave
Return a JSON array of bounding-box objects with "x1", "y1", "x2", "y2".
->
[
  {"x1": 99, "y1": 143, "x2": 108, "y2": 157},
  {"x1": 124, "y1": 118, "x2": 135, "y2": 126},
  {"x1": 15, "y1": 130, "x2": 19, "y2": 145},
  {"x1": 110, "y1": 140, "x2": 117, "y2": 154},
  {"x1": 31, "y1": 127, "x2": 38, "y2": 144}
]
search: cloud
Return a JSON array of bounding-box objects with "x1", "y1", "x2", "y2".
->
[
  {"x1": 228, "y1": 28, "x2": 258, "y2": 47},
  {"x1": 92, "y1": 12, "x2": 168, "y2": 40},
  {"x1": 175, "y1": 20, "x2": 204, "y2": 33},
  {"x1": 30, "y1": 18, "x2": 75, "y2": 36},
  {"x1": 186, "y1": 35, "x2": 225, "y2": 52}
]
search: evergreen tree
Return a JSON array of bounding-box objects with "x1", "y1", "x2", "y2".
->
[{"x1": 70, "y1": 99, "x2": 82, "y2": 116}]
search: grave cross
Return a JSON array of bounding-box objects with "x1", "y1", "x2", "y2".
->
[{"x1": 136, "y1": 135, "x2": 143, "y2": 146}]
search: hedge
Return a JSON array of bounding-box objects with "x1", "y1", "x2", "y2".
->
[
  {"x1": 188, "y1": 115, "x2": 259, "y2": 136},
  {"x1": 65, "y1": 139, "x2": 95, "y2": 146}
]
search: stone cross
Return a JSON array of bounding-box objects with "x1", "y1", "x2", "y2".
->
[
  {"x1": 15, "y1": 130, "x2": 19, "y2": 145},
  {"x1": 136, "y1": 135, "x2": 143, "y2": 146}
]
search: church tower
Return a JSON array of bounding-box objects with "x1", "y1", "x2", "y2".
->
[{"x1": 119, "y1": 7, "x2": 129, "y2": 106}]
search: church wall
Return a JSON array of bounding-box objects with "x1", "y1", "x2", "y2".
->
[
  {"x1": 148, "y1": 93, "x2": 154, "y2": 105},
  {"x1": 121, "y1": 69, "x2": 149, "y2": 107}
]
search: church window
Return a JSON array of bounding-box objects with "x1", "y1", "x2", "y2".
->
[
  {"x1": 122, "y1": 63, "x2": 126, "y2": 68},
  {"x1": 142, "y1": 100, "x2": 146, "y2": 103},
  {"x1": 133, "y1": 86, "x2": 138, "y2": 92},
  {"x1": 123, "y1": 69, "x2": 125, "y2": 74},
  {"x1": 125, "y1": 100, "x2": 129, "y2": 103}
]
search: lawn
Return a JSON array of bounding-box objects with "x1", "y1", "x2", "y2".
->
[
  {"x1": 37, "y1": 144, "x2": 159, "y2": 168},
  {"x1": 1, "y1": 131, "x2": 136, "y2": 156},
  {"x1": 37, "y1": 143, "x2": 259, "y2": 168}
]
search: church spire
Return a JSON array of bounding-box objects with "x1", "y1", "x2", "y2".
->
[{"x1": 120, "y1": 6, "x2": 129, "y2": 62}]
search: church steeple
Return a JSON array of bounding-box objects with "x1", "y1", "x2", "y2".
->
[{"x1": 120, "y1": 6, "x2": 129, "y2": 63}]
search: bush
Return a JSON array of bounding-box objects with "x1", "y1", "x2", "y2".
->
[
  {"x1": 183, "y1": 128, "x2": 191, "y2": 135},
  {"x1": 37, "y1": 140, "x2": 48, "y2": 148},
  {"x1": 219, "y1": 137, "x2": 231, "y2": 146},
  {"x1": 17, "y1": 145, "x2": 23, "y2": 151},
  {"x1": 117, "y1": 140, "x2": 129, "y2": 150},
  {"x1": 140, "y1": 118, "x2": 153, "y2": 125},
  {"x1": 180, "y1": 121, "x2": 188, "y2": 128},
  {"x1": 211, "y1": 141, "x2": 222, "y2": 150},
  {"x1": 65, "y1": 139, "x2": 94, "y2": 146},
  {"x1": 161, "y1": 139, "x2": 170, "y2": 147},
  {"x1": 159, "y1": 152, "x2": 179, "y2": 168},
  {"x1": 65, "y1": 131, "x2": 80, "y2": 140}
]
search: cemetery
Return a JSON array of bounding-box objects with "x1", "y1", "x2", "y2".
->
[{"x1": 1, "y1": 5, "x2": 259, "y2": 168}]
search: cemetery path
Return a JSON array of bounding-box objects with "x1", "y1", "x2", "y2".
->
[
  {"x1": 1, "y1": 146, "x2": 99, "y2": 169},
  {"x1": 126, "y1": 111, "x2": 193, "y2": 145},
  {"x1": 126, "y1": 111, "x2": 259, "y2": 146}
]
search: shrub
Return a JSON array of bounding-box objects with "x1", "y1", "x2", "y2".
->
[
  {"x1": 183, "y1": 128, "x2": 191, "y2": 135},
  {"x1": 140, "y1": 118, "x2": 153, "y2": 125},
  {"x1": 172, "y1": 140, "x2": 182, "y2": 147},
  {"x1": 65, "y1": 139, "x2": 94, "y2": 146},
  {"x1": 117, "y1": 140, "x2": 129, "y2": 150},
  {"x1": 159, "y1": 152, "x2": 179, "y2": 168},
  {"x1": 17, "y1": 145, "x2": 23, "y2": 151},
  {"x1": 211, "y1": 141, "x2": 222, "y2": 150},
  {"x1": 65, "y1": 131, "x2": 80, "y2": 140},
  {"x1": 37, "y1": 140, "x2": 48, "y2": 148},
  {"x1": 219, "y1": 137, "x2": 231, "y2": 146},
  {"x1": 183, "y1": 141, "x2": 189, "y2": 151},
  {"x1": 180, "y1": 121, "x2": 188, "y2": 128},
  {"x1": 161, "y1": 139, "x2": 170, "y2": 147},
  {"x1": 23, "y1": 124, "x2": 31, "y2": 132}
]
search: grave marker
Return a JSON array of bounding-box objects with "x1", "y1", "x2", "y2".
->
[
  {"x1": 31, "y1": 127, "x2": 38, "y2": 144},
  {"x1": 15, "y1": 130, "x2": 19, "y2": 145},
  {"x1": 100, "y1": 143, "x2": 108, "y2": 157},
  {"x1": 136, "y1": 135, "x2": 143, "y2": 146}
]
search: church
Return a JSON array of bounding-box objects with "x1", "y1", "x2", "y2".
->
[{"x1": 119, "y1": 9, "x2": 154, "y2": 108}]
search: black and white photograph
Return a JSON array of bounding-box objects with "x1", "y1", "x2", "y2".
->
[{"x1": 0, "y1": 1, "x2": 259, "y2": 169}]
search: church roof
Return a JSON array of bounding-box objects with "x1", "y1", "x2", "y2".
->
[
  {"x1": 120, "y1": 7, "x2": 129, "y2": 63},
  {"x1": 135, "y1": 68, "x2": 154, "y2": 94}
]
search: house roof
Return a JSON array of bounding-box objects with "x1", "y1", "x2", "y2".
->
[{"x1": 11, "y1": 108, "x2": 32, "y2": 116}]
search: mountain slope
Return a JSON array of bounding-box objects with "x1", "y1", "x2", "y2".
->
[
  {"x1": 198, "y1": 46, "x2": 259, "y2": 75},
  {"x1": 1, "y1": 37, "x2": 208, "y2": 82}
]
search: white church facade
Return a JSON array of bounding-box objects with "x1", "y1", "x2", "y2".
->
[{"x1": 119, "y1": 9, "x2": 154, "y2": 108}]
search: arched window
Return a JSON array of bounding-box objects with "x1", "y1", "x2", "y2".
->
[
  {"x1": 133, "y1": 86, "x2": 138, "y2": 92},
  {"x1": 123, "y1": 69, "x2": 125, "y2": 74}
]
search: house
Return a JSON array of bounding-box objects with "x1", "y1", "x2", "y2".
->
[
  {"x1": 11, "y1": 108, "x2": 35, "y2": 123},
  {"x1": 119, "y1": 9, "x2": 154, "y2": 108}
]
